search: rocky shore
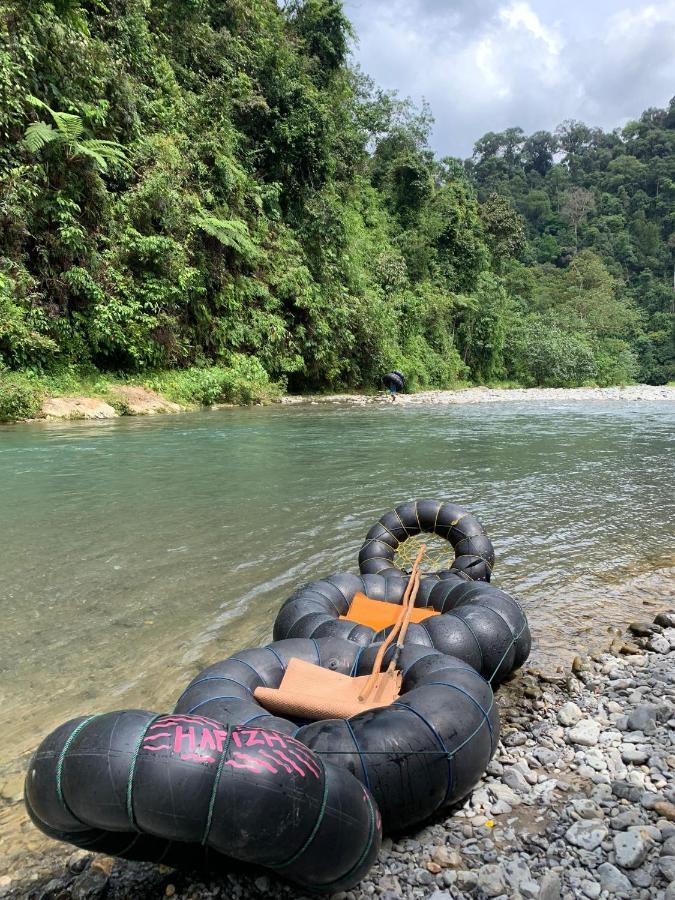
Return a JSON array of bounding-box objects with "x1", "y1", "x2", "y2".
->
[
  {"x1": 2, "y1": 607, "x2": 674, "y2": 900},
  {"x1": 282, "y1": 384, "x2": 675, "y2": 407},
  {"x1": 7, "y1": 383, "x2": 673, "y2": 423}
]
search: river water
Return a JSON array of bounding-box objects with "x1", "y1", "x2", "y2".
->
[{"x1": 1, "y1": 399, "x2": 674, "y2": 866}]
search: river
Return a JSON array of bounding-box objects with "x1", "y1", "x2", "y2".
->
[{"x1": 1, "y1": 399, "x2": 674, "y2": 866}]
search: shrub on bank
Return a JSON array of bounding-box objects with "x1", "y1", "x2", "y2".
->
[
  {"x1": 143, "y1": 357, "x2": 283, "y2": 407},
  {"x1": 0, "y1": 373, "x2": 42, "y2": 421}
]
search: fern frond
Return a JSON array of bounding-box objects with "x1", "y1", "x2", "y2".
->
[
  {"x1": 80, "y1": 139, "x2": 130, "y2": 167},
  {"x1": 193, "y1": 215, "x2": 260, "y2": 262},
  {"x1": 74, "y1": 144, "x2": 109, "y2": 172},
  {"x1": 23, "y1": 121, "x2": 58, "y2": 153},
  {"x1": 52, "y1": 111, "x2": 84, "y2": 141},
  {"x1": 25, "y1": 95, "x2": 83, "y2": 140}
]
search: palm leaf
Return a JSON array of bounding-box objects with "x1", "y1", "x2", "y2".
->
[{"x1": 23, "y1": 121, "x2": 58, "y2": 153}]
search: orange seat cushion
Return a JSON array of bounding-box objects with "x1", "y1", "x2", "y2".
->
[{"x1": 339, "y1": 592, "x2": 439, "y2": 631}]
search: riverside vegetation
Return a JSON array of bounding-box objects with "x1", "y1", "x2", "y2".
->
[{"x1": 1, "y1": 1, "x2": 674, "y2": 421}]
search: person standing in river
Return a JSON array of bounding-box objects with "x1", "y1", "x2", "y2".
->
[{"x1": 383, "y1": 371, "x2": 405, "y2": 401}]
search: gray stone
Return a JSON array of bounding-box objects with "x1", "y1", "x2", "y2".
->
[
  {"x1": 597, "y1": 862, "x2": 632, "y2": 895},
  {"x1": 654, "y1": 611, "x2": 675, "y2": 628},
  {"x1": 426, "y1": 893, "x2": 452, "y2": 900},
  {"x1": 568, "y1": 719, "x2": 600, "y2": 746},
  {"x1": 503, "y1": 858, "x2": 532, "y2": 891},
  {"x1": 565, "y1": 819, "x2": 608, "y2": 850},
  {"x1": 477, "y1": 864, "x2": 506, "y2": 897},
  {"x1": 430, "y1": 846, "x2": 461, "y2": 869},
  {"x1": 533, "y1": 747, "x2": 559, "y2": 766},
  {"x1": 456, "y1": 870, "x2": 478, "y2": 891},
  {"x1": 504, "y1": 730, "x2": 528, "y2": 747},
  {"x1": 664, "y1": 881, "x2": 675, "y2": 900},
  {"x1": 626, "y1": 705, "x2": 657, "y2": 733},
  {"x1": 660, "y1": 857, "x2": 675, "y2": 881},
  {"x1": 538, "y1": 871, "x2": 561, "y2": 900},
  {"x1": 648, "y1": 635, "x2": 671, "y2": 653},
  {"x1": 613, "y1": 831, "x2": 649, "y2": 869},
  {"x1": 611, "y1": 780, "x2": 644, "y2": 802},
  {"x1": 502, "y1": 766, "x2": 531, "y2": 793},
  {"x1": 70, "y1": 867, "x2": 110, "y2": 900},
  {"x1": 571, "y1": 799, "x2": 604, "y2": 820},
  {"x1": 580, "y1": 880, "x2": 601, "y2": 899},
  {"x1": 662, "y1": 836, "x2": 675, "y2": 856},
  {"x1": 558, "y1": 702, "x2": 583, "y2": 726},
  {"x1": 621, "y1": 747, "x2": 649, "y2": 764}
]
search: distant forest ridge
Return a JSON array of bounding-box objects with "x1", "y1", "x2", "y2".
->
[{"x1": 0, "y1": 0, "x2": 673, "y2": 391}]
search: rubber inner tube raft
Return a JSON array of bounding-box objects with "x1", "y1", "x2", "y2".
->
[
  {"x1": 273, "y1": 572, "x2": 530, "y2": 684},
  {"x1": 25, "y1": 712, "x2": 381, "y2": 893},
  {"x1": 173, "y1": 637, "x2": 499, "y2": 831},
  {"x1": 360, "y1": 499, "x2": 495, "y2": 582},
  {"x1": 382, "y1": 371, "x2": 405, "y2": 392}
]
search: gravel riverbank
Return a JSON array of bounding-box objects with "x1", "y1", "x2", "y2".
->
[
  {"x1": 282, "y1": 385, "x2": 675, "y2": 407},
  {"x1": 2, "y1": 607, "x2": 674, "y2": 900}
]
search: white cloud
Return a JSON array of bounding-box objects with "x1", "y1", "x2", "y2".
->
[{"x1": 344, "y1": 0, "x2": 675, "y2": 156}]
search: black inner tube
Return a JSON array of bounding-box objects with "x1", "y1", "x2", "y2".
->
[
  {"x1": 25, "y1": 711, "x2": 381, "y2": 893},
  {"x1": 173, "y1": 637, "x2": 500, "y2": 832},
  {"x1": 272, "y1": 572, "x2": 530, "y2": 684},
  {"x1": 359, "y1": 499, "x2": 495, "y2": 582}
]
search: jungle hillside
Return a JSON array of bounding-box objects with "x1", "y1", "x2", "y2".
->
[{"x1": 1, "y1": 0, "x2": 674, "y2": 416}]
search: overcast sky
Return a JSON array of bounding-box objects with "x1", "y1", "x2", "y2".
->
[{"x1": 342, "y1": 0, "x2": 675, "y2": 157}]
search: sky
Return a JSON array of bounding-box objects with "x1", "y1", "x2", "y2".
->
[{"x1": 342, "y1": 0, "x2": 675, "y2": 157}]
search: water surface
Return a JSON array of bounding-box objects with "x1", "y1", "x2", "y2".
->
[{"x1": 1, "y1": 400, "x2": 673, "y2": 865}]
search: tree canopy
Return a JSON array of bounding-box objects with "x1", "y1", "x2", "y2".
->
[{"x1": 0, "y1": 1, "x2": 673, "y2": 391}]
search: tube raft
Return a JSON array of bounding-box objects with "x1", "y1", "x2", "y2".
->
[
  {"x1": 25, "y1": 711, "x2": 381, "y2": 893},
  {"x1": 360, "y1": 499, "x2": 495, "y2": 582},
  {"x1": 174, "y1": 637, "x2": 500, "y2": 831},
  {"x1": 273, "y1": 572, "x2": 530, "y2": 684}
]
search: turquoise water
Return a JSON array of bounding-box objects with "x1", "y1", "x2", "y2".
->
[{"x1": 0, "y1": 400, "x2": 674, "y2": 853}]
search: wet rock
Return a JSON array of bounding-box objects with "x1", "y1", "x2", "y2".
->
[
  {"x1": 629, "y1": 622, "x2": 657, "y2": 637},
  {"x1": 70, "y1": 865, "x2": 110, "y2": 900},
  {"x1": 654, "y1": 611, "x2": 675, "y2": 629}
]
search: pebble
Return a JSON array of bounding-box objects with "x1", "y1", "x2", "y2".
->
[
  {"x1": 568, "y1": 719, "x2": 600, "y2": 746},
  {"x1": 565, "y1": 819, "x2": 608, "y2": 850},
  {"x1": 597, "y1": 861, "x2": 633, "y2": 894},
  {"x1": 4, "y1": 610, "x2": 674, "y2": 900},
  {"x1": 477, "y1": 863, "x2": 507, "y2": 897},
  {"x1": 613, "y1": 830, "x2": 649, "y2": 868},
  {"x1": 558, "y1": 701, "x2": 583, "y2": 726},
  {"x1": 626, "y1": 705, "x2": 657, "y2": 733}
]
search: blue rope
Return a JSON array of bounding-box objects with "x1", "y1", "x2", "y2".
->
[
  {"x1": 426, "y1": 681, "x2": 495, "y2": 752},
  {"x1": 186, "y1": 695, "x2": 243, "y2": 715},
  {"x1": 391, "y1": 701, "x2": 454, "y2": 803},
  {"x1": 345, "y1": 719, "x2": 371, "y2": 792},
  {"x1": 265, "y1": 645, "x2": 287, "y2": 672}
]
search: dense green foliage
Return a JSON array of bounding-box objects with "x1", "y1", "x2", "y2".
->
[{"x1": 0, "y1": 0, "x2": 673, "y2": 400}]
